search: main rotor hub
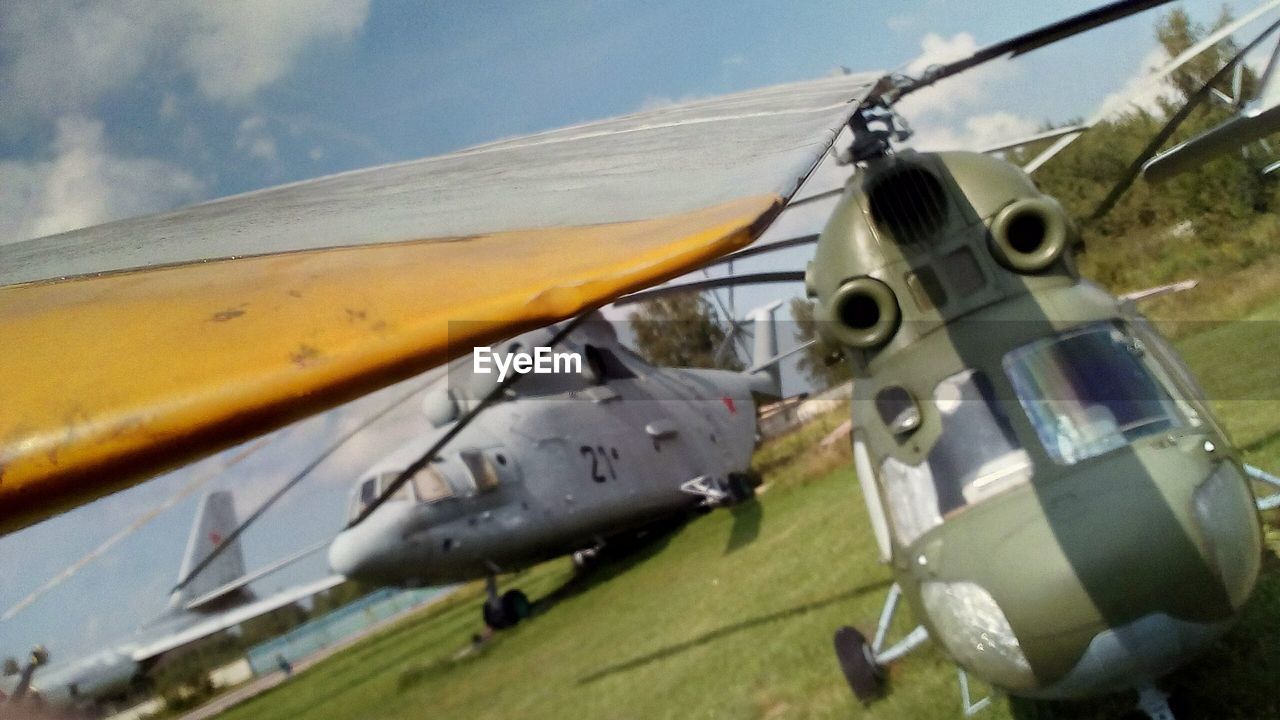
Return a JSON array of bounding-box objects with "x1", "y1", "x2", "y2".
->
[{"x1": 840, "y1": 99, "x2": 914, "y2": 164}]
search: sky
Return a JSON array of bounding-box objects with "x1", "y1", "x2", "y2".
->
[{"x1": 0, "y1": 0, "x2": 1258, "y2": 665}]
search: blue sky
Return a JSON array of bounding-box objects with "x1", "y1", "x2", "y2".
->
[{"x1": 0, "y1": 0, "x2": 1250, "y2": 664}]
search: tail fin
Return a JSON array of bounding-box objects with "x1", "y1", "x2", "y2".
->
[
  {"x1": 745, "y1": 300, "x2": 783, "y2": 397},
  {"x1": 170, "y1": 491, "x2": 246, "y2": 612}
]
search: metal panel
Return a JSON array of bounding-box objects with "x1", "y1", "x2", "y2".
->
[
  {"x1": 0, "y1": 74, "x2": 878, "y2": 532},
  {"x1": 1, "y1": 73, "x2": 879, "y2": 285}
]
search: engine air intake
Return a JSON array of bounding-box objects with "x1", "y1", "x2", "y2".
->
[
  {"x1": 988, "y1": 197, "x2": 1070, "y2": 273},
  {"x1": 867, "y1": 164, "x2": 948, "y2": 245},
  {"x1": 827, "y1": 277, "x2": 900, "y2": 349}
]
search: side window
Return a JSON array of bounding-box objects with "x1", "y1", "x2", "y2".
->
[
  {"x1": 1003, "y1": 322, "x2": 1186, "y2": 465},
  {"x1": 376, "y1": 472, "x2": 413, "y2": 503},
  {"x1": 348, "y1": 478, "x2": 378, "y2": 523},
  {"x1": 412, "y1": 466, "x2": 454, "y2": 503},
  {"x1": 880, "y1": 369, "x2": 1032, "y2": 546},
  {"x1": 459, "y1": 449, "x2": 501, "y2": 493},
  {"x1": 926, "y1": 370, "x2": 1030, "y2": 512},
  {"x1": 1127, "y1": 318, "x2": 1208, "y2": 428}
]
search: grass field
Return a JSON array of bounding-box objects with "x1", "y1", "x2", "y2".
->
[{"x1": 213, "y1": 300, "x2": 1280, "y2": 720}]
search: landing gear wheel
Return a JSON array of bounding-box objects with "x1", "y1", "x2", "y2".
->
[
  {"x1": 726, "y1": 473, "x2": 755, "y2": 504},
  {"x1": 483, "y1": 589, "x2": 531, "y2": 630},
  {"x1": 833, "y1": 626, "x2": 884, "y2": 703},
  {"x1": 501, "y1": 589, "x2": 531, "y2": 622},
  {"x1": 483, "y1": 599, "x2": 513, "y2": 630}
]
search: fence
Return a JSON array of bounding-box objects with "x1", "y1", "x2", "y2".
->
[{"x1": 245, "y1": 587, "x2": 442, "y2": 676}]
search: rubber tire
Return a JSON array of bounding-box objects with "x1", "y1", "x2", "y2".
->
[
  {"x1": 833, "y1": 626, "x2": 885, "y2": 704},
  {"x1": 483, "y1": 599, "x2": 513, "y2": 630},
  {"x1": 501, "y1": 589, "x2": 531, "y2": 622},
  {"x1": 727, "y1": 474, "x2": 755, "y2": 504}
]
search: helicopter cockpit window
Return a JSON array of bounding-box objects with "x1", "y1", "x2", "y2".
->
[
  {"x1": 880, "y1": 369, "x2": 1032, "y2": 545},
  {"x1": 348, "y1": 477, "x2": 378, "y2": 523},
  {"x1": 347, "y1": 472, "x2": 415, "y2": 522},
  {"x1": 377, "y1": 472, "x2": 413, "y2": 503},
  {"x1": 411, "y1": 465, "x2": 454, "y2": 504},
  {"x1": 1003, "y1": 322, "x2": 1184, "y2": 465},
  {"x1": 457, "y1": 449, "x2": 501, "y2": 494}
]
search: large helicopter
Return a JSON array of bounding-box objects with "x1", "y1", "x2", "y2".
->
[
  {"x1": 813, "y1": 151, "x2": 1260, "y2": 717},
  {"x1": 4, "y1": 1, "x2": 1280, "y2": 719},
  {"x1": 325, "y1": 308, "x2": 784, "y2": 630},
  {"x1": 147, "y1": 305, "x2": 787, "y2": 635}
]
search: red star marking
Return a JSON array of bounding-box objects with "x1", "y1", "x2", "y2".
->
[
  {"x1": 721, "y1": 396, "x2": 737, "y2": 414},
  {"x1": 209, "y1": 531, "x2": 223, "y2": 546}
]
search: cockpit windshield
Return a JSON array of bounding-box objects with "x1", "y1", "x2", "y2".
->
[
  {"x1": 347, "y1": 471, "x2": 415, "y2": 522},
  {"x1": 347, "y1": 450, "x2": 507, "y2": 521},
  {"x1": 1003, "y1": 322, "x2": 1184, "y2": 465},
  {"x1": 881, "y1": 369, "x2": 1032, "y2": 546}
]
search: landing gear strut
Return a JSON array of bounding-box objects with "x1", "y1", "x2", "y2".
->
[
  {"x1": 833, "y1": 584, "x2": 929, "y2": 705},
  {"x1": 482, "y1": 576, "x2": 531, "y2": 630},
  {"x1": 680, "y1": 472, "x2": 756, "y2": 507}
]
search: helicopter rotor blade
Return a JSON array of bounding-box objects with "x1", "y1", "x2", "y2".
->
[
  {"x1": 1091, "y1": 16, "x2": 1280, "y2": 221},
  {"x1": 613, "y1": 271, "x2": 806, "y2": 307},
  {"x1": 702, "y1": 270, "x2": 752, "y2": 363},
  {"x1": 1142, "y1": 24, "x2": 1280, "y2": 182},
  {"x1": 893, "y1": 0, "x2": 1176, "y2": 101},
  {"x1": 703, "y1": 234, "x2": 821, "y2": 269},
  {"x1": 1233, "y1": 60, "x2": 1246, "y2": 108},
  {"x1": 1022, "y1": 0, "x2": 1280, "y2": 174},
  {"x1": 713, "y1": 319, "x2": 745, "y2": 366},
  {"x1": 977, "y1": 124, "x2": 1090, "y2": 156}
]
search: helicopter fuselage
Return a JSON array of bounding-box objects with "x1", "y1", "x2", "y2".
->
[
  {"x1": 809, "y1": 150, "x2": 1262, "y2": 700},
  {"x1": 328, "y1": 351, "x2": 763, "y2": 587}
]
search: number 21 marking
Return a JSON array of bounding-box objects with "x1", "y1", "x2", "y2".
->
[{"x1": 579, "y1": 445, "x2": 619, "y2": 482}]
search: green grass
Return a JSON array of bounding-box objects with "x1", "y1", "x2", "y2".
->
[
  {"x1": 213, "y1": 303, "x2": 1280, "y2": 720},
  {"x1": 1178, "y1": 298, "x2": 1280, "y2": 471}
]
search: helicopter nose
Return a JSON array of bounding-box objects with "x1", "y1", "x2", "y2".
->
[
  {"x1": 960, "y1": 453, "x2": 1259, "y2": 698},
  {"x1": 327, "y1": 531, "x2": 371, "y2": 578},
  {"x1": 328, "y1": 507, "x2": 412, "y2": 581}
]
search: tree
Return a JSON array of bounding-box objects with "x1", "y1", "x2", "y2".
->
[
  {"x1": 789, "y1": 298, "x2": 851, "y2": 390},
  {"x1": 628, "y1": 294, "x2": 742, "y2": 370},
  {"x1": 1007, "y1": 8, "x2": 1280, "y2": 301}
]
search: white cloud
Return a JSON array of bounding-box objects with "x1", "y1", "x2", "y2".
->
[
  {"x1": 181, "y1": 1, "x2": 370, "y2": 103},
  {"x1": 235, "y1": 115, "x2": 280, "y2": 163},
  {"x1": 908, "y1": 111, "x2": 1041, "y2": 152},
  {"x1": 0, "y1": 1, "x2": 372, "y2": 132},
  {"x1": 894, "y1": 32, "x2": 1038, "y2": 152},
  {"x1": 0, "y1": 3, "x2": 158, "y2": 132},
  {"x1": 1096, "y1": 47, "x2": 1178, "y2": 119},
  {"x1": 0, "y1": 116, "x2": 203, "y2": 242},
  {"x1": 722, "y1": 54, "x2": 747, "y2": 67},
  {"x1": 898, "y1": 33, "x2": 1016, "y2": 118}
]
